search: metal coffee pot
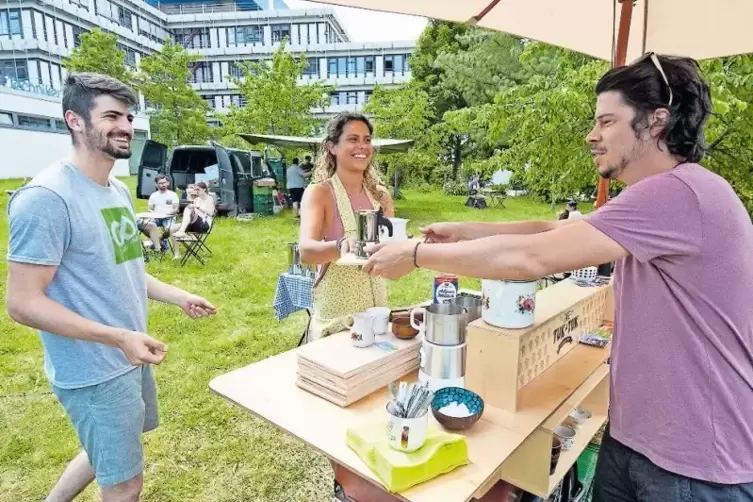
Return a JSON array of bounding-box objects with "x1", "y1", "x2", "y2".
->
[
  {"x1": 354, "y1": 208, "x2": 393, "y2": 258},
  {"x1": 287, "y1": 242, "x2": 315, "y2": 276}
]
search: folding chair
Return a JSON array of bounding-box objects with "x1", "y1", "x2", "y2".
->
[{"x1": 175, "y1": 219, "x2": 214, "y2": 267}]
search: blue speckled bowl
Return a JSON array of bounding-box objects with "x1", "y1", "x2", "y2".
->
[{"x1": 431, "y1": 387, "x2": 484, "y2": 431}]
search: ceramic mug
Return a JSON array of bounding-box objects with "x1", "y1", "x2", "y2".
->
[
  {"x1": 385, "y1": 404, "x2": 428, "y2": 452},
  {"x1": 567, "y1": 407, "x2": 592, "y2": 428},
  {"x1": 366, "y1": 307, "x2": 391, "y2": 335},
  {"x1": 554, "y1": 424, "x2": 576, "y2": 450},
  {"x1": 347, "y1": 313, "x2": 376, "y2": 348},
  {"x1": 481, "y1": 279, "x2": 537, "y2": 329},
  {"x1": 381, "y1": 217, "x2": 409, "y2": 242}
]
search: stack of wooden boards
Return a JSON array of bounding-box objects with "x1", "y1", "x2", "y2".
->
[{"x1": 296, "y1": 331, "x2": 421, "y2": 407}]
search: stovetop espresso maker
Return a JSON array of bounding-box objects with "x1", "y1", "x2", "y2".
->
[{"x1": 355, "y1": 208, "x2": 393, "y2": 258}]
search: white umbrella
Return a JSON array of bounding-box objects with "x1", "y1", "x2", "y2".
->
[
  {"x1": 311, "y1": 0, "x2": 753, "y2": 205},
  {"x1": 310, "y1": 0, "x2": 753, "y2": 63}
]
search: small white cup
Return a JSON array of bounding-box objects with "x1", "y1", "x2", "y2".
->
[
  {"x1": 366, "y1": 307, "x2": 391, "y2": 335},
  {"x1": 568, "y1": 407, "x2": 592, "y2": 428},
  {"x1": 554, "y1": 424, "x2": 576, "y2": 450},
  {"x1": 386, "y1": 405, "x2": 428, "y2": 453},
  {"x1": 347, "y1": 313, "x2": 376, "y2": 348}
]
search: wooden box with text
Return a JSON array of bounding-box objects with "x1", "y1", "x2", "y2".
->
[{"x1": 465, "y1": 280, "x2": 613, "y2": 412}]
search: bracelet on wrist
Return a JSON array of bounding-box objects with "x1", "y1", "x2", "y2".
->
[{"x1": 413, "y1": 241, "x2": 422, "y2": 269}]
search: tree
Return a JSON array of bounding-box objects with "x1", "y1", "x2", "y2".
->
[
  {"x1": 221, "y1": 39, "x2": 332, "y2": 145},
  {"x1": 136, "y1": 39, "x2": 211, "y2": 147},
  {"x1": 364, "y1": 84, "x2": 438, "y2": 184},
  {"x1": 701, "y1": 56, "x2": 753, "y2": 217},
  {"x1": 410, "y1": 21, "x2": 471, "y2": 178},
  {"x1": 63, "y1": 28, "x2": 132, "y2": 83},
  {"x1": 434, "y1": 31, "x2": 527, "y2": 107}
]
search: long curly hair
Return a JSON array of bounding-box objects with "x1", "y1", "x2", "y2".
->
[{"x1": 312, "y1": 113, "x2": 386, "y2": 205}]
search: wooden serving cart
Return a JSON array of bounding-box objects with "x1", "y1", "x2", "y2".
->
[{"x1": 210, "y1": 279, "x2": 614, "y2": 501}]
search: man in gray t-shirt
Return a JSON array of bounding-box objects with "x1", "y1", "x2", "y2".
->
[{"x1": 6, "y1": 73, "x2": 216, "y2": 501}]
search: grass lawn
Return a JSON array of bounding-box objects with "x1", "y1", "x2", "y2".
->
[{"x1": 0, "y1": 177, "x2": 559, "y2": 502}]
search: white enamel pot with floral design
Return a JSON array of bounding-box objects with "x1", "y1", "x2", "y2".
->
[{"x1": 481, "y1": 279, "x2": 537, "y2": 329}]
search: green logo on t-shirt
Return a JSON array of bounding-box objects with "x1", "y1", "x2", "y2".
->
[{"x1": 100, "y1": 207, "x2": 142, "y2": 264}]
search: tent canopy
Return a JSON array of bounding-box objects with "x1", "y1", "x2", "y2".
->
[{"x1": 238, "y1": 133, "x2": 415, "y2": 154}]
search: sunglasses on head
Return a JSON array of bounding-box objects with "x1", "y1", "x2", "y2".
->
[{"x1": 630, "y1": 52, "x2": 674, "y2": 107}]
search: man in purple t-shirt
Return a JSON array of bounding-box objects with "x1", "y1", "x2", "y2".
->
[{"x1": 363, "y1": 54, "x2": 753, "y2": 500}]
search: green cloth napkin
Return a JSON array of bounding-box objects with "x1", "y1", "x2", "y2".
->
[{"x1": 346, "y1": 421, "x2": 469, "y2": 493}]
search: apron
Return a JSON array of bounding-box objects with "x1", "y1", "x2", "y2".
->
[{"x1": 308, "y1": 175, "x2": 388, "y2": 340}]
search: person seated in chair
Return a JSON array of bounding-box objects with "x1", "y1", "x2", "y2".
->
[
  {"x1": 141, "y1": 174, "x2": 178, "y2": 251},
  {"x1": 168, "y1": 182, "x2": 215, "y2": 260}
]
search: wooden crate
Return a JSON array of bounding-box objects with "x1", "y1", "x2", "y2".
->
[
  {"x1": 498, "y1": 363, "x2": 610, "y2": 497},
  {"x1": 465, "y1": 280, "x2": 612, "y2": 412}
]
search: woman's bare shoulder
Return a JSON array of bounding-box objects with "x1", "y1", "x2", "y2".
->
[{"x1": 304, "y1": 181, "x2": 334, "y2": 203}]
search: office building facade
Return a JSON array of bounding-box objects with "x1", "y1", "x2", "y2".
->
[{"x1": 0, "y1": 0, "x2": 415, "y2": 117}]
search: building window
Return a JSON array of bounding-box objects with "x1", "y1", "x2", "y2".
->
[
  {"x1": 229, "y1": 95, "x2": 245, "y2": 107},
  {"x1": 229, "y1": 61, "x2": 258, "y2": 78},
  {"x1": 189, "y1": 62, "x2": 213, "y2": 83},
  {"x1": 330, "y1": 92, "x2": 339, "y2": 106},
  {"x1": 384, "y1": 54, "x2": 410, "y2": 75},
  {"x1": 72, "y1": 26, "x2": 87, "y2": 47},
  {"x1": 173, "y1": 28, "x2": 210, "y2": 49},
  {"x1": 118, "y1": 44, "x2": 137, "y2": 67},
  {"x1": 327, "y1": 58, "x2": 337, "y2": 78},
  {"x1": 364, "y1": 90, "x2": 372, "y2": 104},
  {"x1": 384, "y1": 55, "x2": 394, "y2": 73},
  {"x1": 346, "y1": 91, "x2": 357, "y2": 105},
  {"x1": 229, "y1": 61, "x2": 242, "y2": 78},
  {"x1": 227, "y1": 26, "x2": 262, "y2": 45},
  {"x1": 0, "y1": 59, "x2": 28, "y2": 81},
  {"x1": 303, "y1": 57, "x2": 318, "y2": 77},
  {"x1": 55, "y1": 119, "x2": 67, "y2": 130},
  {"x1": 327, "y1": 56, "x2": 374, "y2": 78},
  {"x1": 40, "y1": 15, "x2": 48, "y2": 41},
  {"x1": 139, "y1": 20, "x2": 165, "y2": 44},
  {"x1": 0, "y1": 112, "x2": 14, "y2": 126},
  {"x1": 203, "y1": 96, "x2": 216, "y2": 109},
  {"x1": 0, "y1": 10, "x2": 22, "y2": 36},
  {"x1": 18, "y1": 115, "x2": 53, "y2": 130},
  {"x1": 271, "y1": 24, "x2": 290, "y2": 43},
  {"x1": 113, "y1": 5, "x2": 133, "y2": 29}
]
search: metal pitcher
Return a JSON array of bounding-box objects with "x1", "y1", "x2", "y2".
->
[
  {"x1": 410, "y1": 303, "x2": 468, "y2": 346},
  {"x1": 450, "y1": 295, "x2": 483, "y2": 324},
  {"x1": 287, "y1": 242, "x2": 303, "y2": 275},
  {"x1": 354, "y1": 208, "x2": 393, "y2": 258}
]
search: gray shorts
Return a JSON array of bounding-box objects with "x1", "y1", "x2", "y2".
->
[{"x1": 52, "y1": 365, "x2": 159, "y2": 487}]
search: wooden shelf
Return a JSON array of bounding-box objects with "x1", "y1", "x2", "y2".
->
[
  {"x1": 547, "y1": 412, "x2": 607, "y2": 494},
  {"x1": 498, "y1": 364, "x2": 610, "y2": 498},
  {"x1": 541, "y1": 364, "x2": 610, "y2": 432}
]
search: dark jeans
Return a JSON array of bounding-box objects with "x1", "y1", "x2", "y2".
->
[{"x1": 594, "y1": 426, "x2": 753, "y2": 502}]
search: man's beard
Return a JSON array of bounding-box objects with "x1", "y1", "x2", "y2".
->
[
  {"x1": 600, "y1": 139, "x2": 647, "y2": 180},
  {"x1": 84, "y1": 126, "x2": 132, "y2": 160}
]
